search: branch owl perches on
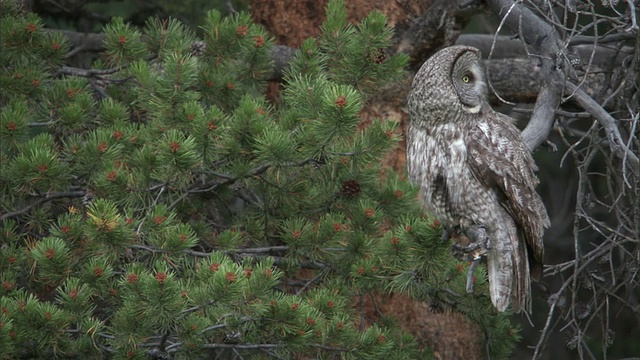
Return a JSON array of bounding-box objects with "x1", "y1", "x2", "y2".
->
[{"x1": 406, "y1": 45, "x2": 550, "y2": 313}]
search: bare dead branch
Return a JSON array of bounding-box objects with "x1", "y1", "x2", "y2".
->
[
  {"x1": 395, "y1": 0, "x2": 468, "y2": 67},
  {"x1": 522, "y1": 82, "x2": 563, "y2": 151},
  {"x1": 486, "y1": 0, "x2": 566, "y2": 151},
  {"x1": 456, "y1": 33, "x2": 633, "y2": 66},
  {"x1": 569, "y1": 32, "x2": 636, "y2": 45}
]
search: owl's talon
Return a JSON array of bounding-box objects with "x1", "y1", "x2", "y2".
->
[
  {"x1": 450, "y1": 225, "x2": 490, "y2": 261},
  {"x1": 452, "y1": 242, "x2": 487, "y2": 261}
]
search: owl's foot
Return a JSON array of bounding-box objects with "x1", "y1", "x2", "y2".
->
[
  {"x1": 450, "y1": 225, "x2": 491, "y2": 262},
  {"x1": 449, "y1": 225, "x2": 489, "y2": 294},
  {"x1": 444, "y1": 225, "x2": 489, "y2": 294},
  {"x1": 442, "y1": 225, "x2": 468, "y2": 242}
]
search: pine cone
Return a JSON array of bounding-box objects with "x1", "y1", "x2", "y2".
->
[{"x1": 341, "y1": 179, "x2": 361, "y2": 198}]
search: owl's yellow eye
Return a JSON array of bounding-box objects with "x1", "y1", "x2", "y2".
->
[{"x1": 462, "y1": 75, "x2": 471, "y2": 83}]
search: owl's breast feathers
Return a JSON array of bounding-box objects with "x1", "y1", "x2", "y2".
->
[
  {"x1": 407, "y1": 122, "x2": 495, "y2": 228},
  {"x1": 407, "y1": 115, "x2": 548, "y2": 249}
]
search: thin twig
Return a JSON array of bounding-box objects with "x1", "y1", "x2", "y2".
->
[{"x1": 565, "y1": 82, "x2": 639, "y2": 176}]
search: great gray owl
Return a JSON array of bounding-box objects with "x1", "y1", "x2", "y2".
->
[{"x1": 406, "y1": 45, "x2": 549, "y2": 313}]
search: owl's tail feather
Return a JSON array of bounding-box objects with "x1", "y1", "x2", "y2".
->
[
  {"x1": 487, "y1": 220, "x2": 531, "y2": 313},
  {"x1": 487, "y1": 239, "x2": 512, "y2": 312},
  {"x1": 513, "y1": 228, "x2": 532, "y2": 313}
]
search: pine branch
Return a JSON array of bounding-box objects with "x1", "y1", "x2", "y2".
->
[
  {"x1": 311, "y1": 344, "x2": 354, "y2": 352},
  {"x1": 227, "y1": 246, "x2": 289, "y2": 254},
  {"x1": 0, "y1": 190, "x2": 85, "y2": 222},
  {"x1": 54, "y1": 66, "x2": 123, "y2": 78},
  {"x1": 130, "y1": 244, "x2": 329, "y2": 270},
  {"x1": 200, "y1": 343, "x2": 282, "y2": 350},
  {"x1": 129, "y1": 244, "x2": 290, "y2": 257},
  {"x1": 0, "y1": 4, "x2": 553, "y2": 358},
  {"x1": 170, "y1": 159, "x2": 316, "y2": 210}
]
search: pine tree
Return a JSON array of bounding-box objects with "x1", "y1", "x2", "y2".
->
[{"x1": 0, "y1": 0, "x2": 518, "y2": 358}]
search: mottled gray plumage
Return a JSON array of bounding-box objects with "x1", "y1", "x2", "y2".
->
[{"x1": 406, "y1": 45, "x2": 549, "y2": 313}]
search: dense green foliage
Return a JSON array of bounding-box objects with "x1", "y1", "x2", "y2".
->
[{"x1": 0, "y1": 0, "x2": 518, "y2": 358}]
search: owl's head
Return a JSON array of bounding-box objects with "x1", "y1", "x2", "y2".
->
[{"x1": 407, "y1": 46, "x2": 487, "y2": 126}]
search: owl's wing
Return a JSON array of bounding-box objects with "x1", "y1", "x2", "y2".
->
[{"x1": 466, "y1": 114, "x2": 550, "y2": 279}]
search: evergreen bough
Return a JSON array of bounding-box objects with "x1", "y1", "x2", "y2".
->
[{"x1": 0, "y1": 0, "x2": 519, "y2": 358}]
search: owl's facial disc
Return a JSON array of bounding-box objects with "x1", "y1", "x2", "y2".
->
[{"x1": 451, "y1": 52, "x2": 487, "y2": 112}]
